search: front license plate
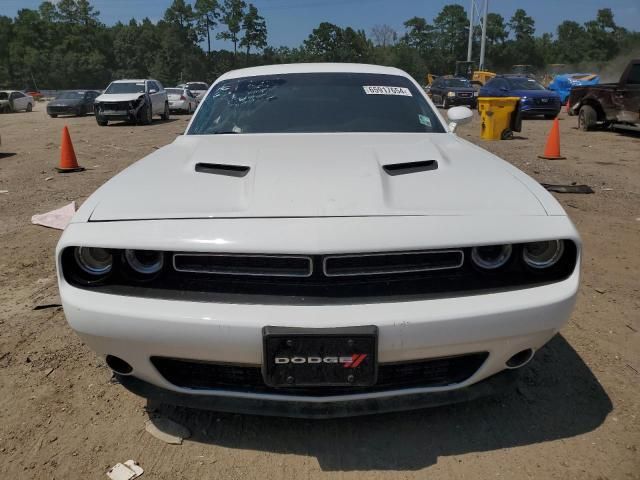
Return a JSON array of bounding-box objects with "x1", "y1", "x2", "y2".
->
[{"x1": 263, "y1": 326, "x2": 378, "y2": 388}]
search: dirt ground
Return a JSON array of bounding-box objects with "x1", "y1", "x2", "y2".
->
[{"x1": 0, "y1": 103, "x2": 638, "y2": 480}]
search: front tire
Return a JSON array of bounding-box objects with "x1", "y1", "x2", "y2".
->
[
  {"x1": 544, "y1": 114, "x2": 556, "y2": 120},
  {"x1": 49, "y1": 114, "x2": 58, "y2": 118},
  {"x1": 140, "y1": 103, "x2": 152, "y2": 125},
  {"x1": 96, "y1": 115, "x2": 108, "y2": 126},
  {"x1": 160, "y1": 102, "x2": 170, "y2": 121},
  {"x1": 578, "y1": 105, "x2": 597, "y2": 131},
  {"x1": 26, "y1": 103, "x2": 33, "y2": 112}
]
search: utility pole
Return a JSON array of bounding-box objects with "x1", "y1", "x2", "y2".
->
[
  {"x1": 479, "y1": 0, "x2": 489, "y2": 70},
  {"x1": 467, "y1": 0, "x2": 489, "y2": 69},
  {"x1": 466, "y1": 0, "x2": 474, "y2": 62}
]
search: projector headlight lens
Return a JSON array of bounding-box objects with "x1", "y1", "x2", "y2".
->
[
  {"x1": 471, "y1": 244, "x2": 512, "y2": 270},
  {"x1": 125, "y1": 249, "x2": 164, "y2": 275},
  {"x1": 74, "y1": 247, "x2": 113, "y2": 276},
  {"x1": 523, "y1": 240, "x2": 564, "y2": 269}
]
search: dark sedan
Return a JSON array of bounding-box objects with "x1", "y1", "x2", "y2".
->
[
  {"x1": 479, "y1": 75, "x2": 561, "y2": 118},
  {"x1": 47, "y1": 90, "x2": 100, "y2": 117},
  {"x1": 427, "y1": 77, "x2": 477, "y2": 109}
]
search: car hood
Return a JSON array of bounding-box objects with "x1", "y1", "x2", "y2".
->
[
  {"x1": 95, "y1": 93, "x2": 144, "y2": 103},
  {"x1": 87, "y1": 133, "x2": 550, "y2": 221}
]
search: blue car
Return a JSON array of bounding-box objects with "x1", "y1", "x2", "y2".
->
[{"x1": 479, "y1": 75, "x2": 562, "y2": 119}]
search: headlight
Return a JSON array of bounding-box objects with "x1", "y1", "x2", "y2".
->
[
  {"x1": 523, "y1": 240, "x2": 564, "y2": 269},
  {"x1": 447, "y1": 91, "x2": 456, "y2": 97},
  {"x1": 74, "y1": 247, "x2": 113, "y2": 275},
  {"x1": 471, "y1": 244, "x2": 512, "y2": 270},
  {"x1": 125, "y1": 249, "x2": 164, "y2": 275}
]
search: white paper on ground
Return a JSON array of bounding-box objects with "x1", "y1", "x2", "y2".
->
[
  {"x1": 31, "y1": 201, "x2": 76, "y2": 230},
  {"x1": 106, "y1": 460, "x2": 144, "y2": 480}
]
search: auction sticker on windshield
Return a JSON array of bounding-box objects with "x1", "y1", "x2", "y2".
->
[{"x1": 362, "y1": 86, "x2": 412, "y2": 96}]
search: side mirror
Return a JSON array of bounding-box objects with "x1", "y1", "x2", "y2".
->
[
  {"x1": 447, "y1": 106, "x2": 473, "y2": 132},
  {"x1": 149, "y1": 89, "x2": 158, "y2": 94}
]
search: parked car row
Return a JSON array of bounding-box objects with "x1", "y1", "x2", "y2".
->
[{"x1": 427, "y1": 74, "x2": 563, "y2": 119}]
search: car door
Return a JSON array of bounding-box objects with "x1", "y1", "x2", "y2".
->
[
  {"x1": 84, "y1": 92, "x2": 96, "y2": 113},
  {"x1": 617, "y1": 62, "x2": 640, "y2": 123},
  {"x1": 11, "y1": 92, "x2": 26, "y2": 110},
  {"x1": 146, "y1": 81, "x2": 161, "y2": 115}
]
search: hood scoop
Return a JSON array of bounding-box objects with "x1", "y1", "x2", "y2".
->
[
  {"x1": 195, "y1": 162, "x2": 250, "y2": 178},
  {"x1": 383, "y1": 160, "x2": 438, "y2": 176}
]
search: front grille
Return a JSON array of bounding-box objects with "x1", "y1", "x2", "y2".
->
[
  {"x1": 150, "y1": 353, "x2": 488, "y2": 396},
  {"x1": 100, "y1": 102, "x2": 129, "y2": 111},
  {"x1": 48, "y1": 106, "x2": 74, "y2": 113},
  {"x1": 173, "y1": 253, "x2": 313, "y2": 277},
  {"x1": 323, "y1": 250, "x2": 463, "y2": 276},
  {"x1": 458, "y1": 92, "x2": 473, "y2": 98},
  {"x1": 64, "y1": 242, "x2": 578, "y2": 304}
]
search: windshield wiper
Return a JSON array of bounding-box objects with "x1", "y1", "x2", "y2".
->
[{"x1": 211, "y1": 130, "x2": 241, "y2": 134}]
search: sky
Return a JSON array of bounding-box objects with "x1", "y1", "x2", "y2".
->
[{"x1": 1, "y1": 0, "x2": 639, "y2": 51}]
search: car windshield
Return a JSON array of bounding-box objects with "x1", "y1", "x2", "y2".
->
[
  {"x1": 507, "y1": 77, "x2": 545, "y2": 90},
  {"x1": 105, "y1": 82, "x2": 146, "y2": 94},
  {"x1": 187, "y1": 83, "x2": 208, "y2": 90},
  {"x1": 0, "y1": 92, "x2": 8, "y2": 100},
  {"x1": 443, "y1": 78, "x2": 470, "y2": 88},
  {"x1": 56, "y1": 91, "x2": 84, "y2": 100},
  {"x1": 188, "y1": 73, "x2": 445, "y2": 135},
  {"x1": 166, "y1": 89, "x2": 183, "y2": 94}
]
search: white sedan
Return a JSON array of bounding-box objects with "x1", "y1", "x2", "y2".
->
[
  {"x1": 56, "y1": 63, "x2": 580, "y2": 418},
  {"x1": 0, "y1": 90, "x2": 34, "y2": 113},
  {"x1": 166, "y1": 87, "x2": 198, "y2": 114}
]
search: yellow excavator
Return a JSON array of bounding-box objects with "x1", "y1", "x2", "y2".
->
[{"x1": 454, "y1": 61, "x2": 495, "y2": 87}]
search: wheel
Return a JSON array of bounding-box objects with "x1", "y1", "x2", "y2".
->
[
  {"x1": 501, "y1": 129, "x2": 514, "y2": 140},
  {"x1": 578, "y1": 105, "x2": 597, "y2": 131},
  {"x1": 544, "y1": 114, "x2": 556, "y2": 120},
  {"x1": 26, "y1": 103, "x2": 33, "y2": 112},
  {"x1": 96, "y1": 116, "x2": 108, "y2": 126},
  {"x1": 140, "y1": 103, "x2": 152, "y2": 125},
  {"x1": 160, "y1": 102, "x2": 170, "y2": 121},
  {"x1": 49, "y1": 114, "x2": 58, "y2": 118}
]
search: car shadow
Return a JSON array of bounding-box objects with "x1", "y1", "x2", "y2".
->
[
  {"x1": 0, "y1": 152, "x2": 17, "y2": 159},
  {"x1": 148, "y1": 335, "x2": 611, "y2": 471}
]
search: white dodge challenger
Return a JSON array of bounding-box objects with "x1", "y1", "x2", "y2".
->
[{"x1": 56, "y1": 64, "x2": 580, "y2": 418}]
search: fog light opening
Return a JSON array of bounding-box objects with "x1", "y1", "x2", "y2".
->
[
  {"x1": 506, "y1": 349, "x2": 534, "y2": 369},
  {"x1": 106, "y1": 355, "x2": 133, "y2": 375}
]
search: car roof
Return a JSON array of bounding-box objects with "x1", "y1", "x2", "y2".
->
[
  {"x1": 111, "y1": 79, "x2": 154, "y2": 83},
  {"x1": 217, "y1": 63, "x2": 411, "y2": 82},
  {"x1": 0, "y1": 90, "x2": 22, "y2": 93}
]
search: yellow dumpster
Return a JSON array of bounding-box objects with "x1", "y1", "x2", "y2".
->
[{"x1": 478, "y1": 97, "x2": 520, "y2": 140}]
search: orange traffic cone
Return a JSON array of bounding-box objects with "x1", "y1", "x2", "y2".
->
[
  {"x1": 538, "y1": 118, "x2": 566, "y2": 160},
  {"x1": 56, "y1": 126, "x2": 84, "y2": 173}
]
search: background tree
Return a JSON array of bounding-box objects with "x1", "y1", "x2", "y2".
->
[
  {"x1": 240, "y1": 4, "x2": 267, "y2": 60},
  {"x1": 371, "y1": 24, "x2": 397, "y2": 47},
  {"x1": 217, "y1": 0, "x2": 246, "y2": 57},
  {"x1": 194, "y1": 0, "x2": 220, "y2": 55}
]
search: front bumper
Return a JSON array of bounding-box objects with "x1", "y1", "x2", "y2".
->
[
  {"x1": 449, "y1": 95, "x2": 477, "y2": 107},
  {"x1": 47, "y1": 105, "x2": 79, "y2": 115},
  {"x1": 57, "y1": 216, "x2": 580, "y2": 417},
  {"x1": 117, "y1": 368, "x2": 518, "y2": 418},
  {"x1": 521, "y1": 102, "x2": 561, "y2": 116}
]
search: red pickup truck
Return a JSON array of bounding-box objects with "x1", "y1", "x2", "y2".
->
[{"x1": 569, "y1": 59, "x2": 640, "y2": 133}]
